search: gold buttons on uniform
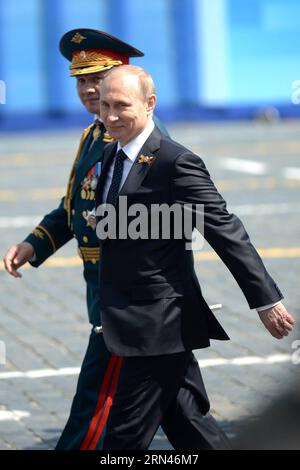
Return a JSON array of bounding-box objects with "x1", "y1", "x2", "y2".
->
[
  {"x1": 83, "y1": 236, "x2": 89, "y2": 243},
  {"x1": 91, "y1": 258, "x2": 97, "y2": 264}
]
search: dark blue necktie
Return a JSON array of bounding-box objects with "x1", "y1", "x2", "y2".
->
[{"x1": 106, "y1": 149, "x2": 127, "y2": 206}]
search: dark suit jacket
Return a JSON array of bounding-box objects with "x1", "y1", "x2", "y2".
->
[{"x1": 95, "y1": 126, "x2": 283, "y2": 356}]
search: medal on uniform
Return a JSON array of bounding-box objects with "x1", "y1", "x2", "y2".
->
[
  {"x1": 91, "y1": 176, "x2": 97, "y2": 190},
  {"x1": 83, "y1": 209, "x2": 96, "y2": 229},
  {"x1": 91, "y1": 162, "x2": 101, "y2": 190},
  {"x1": 81, "y1": 175, "x2": 92, "y2": 199},
  {"x1": 81, "y1": 162, "x2": 101, "y2": 203}
]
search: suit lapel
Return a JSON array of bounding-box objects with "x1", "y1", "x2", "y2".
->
[{"x1": 118, "y1": 127, "x2": 162, "y2": 199}]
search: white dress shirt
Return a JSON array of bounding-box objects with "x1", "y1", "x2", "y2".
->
[
  {"x1": 102, "y1": 119, "x2": 155, "y2": 203},
  {"x1": 100, "y1": 118, "x2": 280, "y2": 313}
]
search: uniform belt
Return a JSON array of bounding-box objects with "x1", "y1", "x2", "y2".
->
[{"x1": 78, "y1": 247, "x2": 100, "y2": 264}]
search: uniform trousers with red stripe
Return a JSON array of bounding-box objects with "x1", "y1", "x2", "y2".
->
[
  {"x1": 103, "y1": 352, "x2": 231, "y2": 450},
  {"x1": 55, "y1": 327, "x2": 230, "y2": 450}
]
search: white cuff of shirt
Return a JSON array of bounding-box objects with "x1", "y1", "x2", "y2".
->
[
  {"x1": 256, "y1": 301, "x2": 281, "y2": 313},
  {"x1": 29, "y1": 251, "x2": 37, "y2": 262}
]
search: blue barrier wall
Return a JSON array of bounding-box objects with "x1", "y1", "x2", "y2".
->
[{"x1": 1, "y1": 0, "x2": 300, "y2": 130}]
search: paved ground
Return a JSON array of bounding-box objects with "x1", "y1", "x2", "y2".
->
[{"x1": 0, "y1": 120, "x2": 299, "y2": 450}]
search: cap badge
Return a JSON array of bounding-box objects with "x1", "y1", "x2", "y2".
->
[{"x1": 71, "y1": 32, "x2": 87, "y2": 44}]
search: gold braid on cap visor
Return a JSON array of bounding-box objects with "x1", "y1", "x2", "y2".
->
[{"x1": 70, "y1": 50, "x2": 123, "y2": 76}]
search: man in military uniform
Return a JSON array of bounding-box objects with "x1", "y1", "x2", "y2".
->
[{"x1": 3, "y1": 29, "x2": 230, "y2": 450}]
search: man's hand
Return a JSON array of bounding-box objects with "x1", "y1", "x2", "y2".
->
[
  {"x1": 259, "y1": 302, "x2": 295, "y2": 339},
  {"x1": 3, "y1": 242, "x2": 35, "y2": 278}
]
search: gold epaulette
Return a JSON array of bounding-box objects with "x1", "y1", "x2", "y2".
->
[{"x1": 103, "y1": 131, "x2": 114, "y2": 143}]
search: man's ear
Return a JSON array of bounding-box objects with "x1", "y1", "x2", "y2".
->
[{"x1": 146, "y1": 95, "x2": 156, "y2": 115}]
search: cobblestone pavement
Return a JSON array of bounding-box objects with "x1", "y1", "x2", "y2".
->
[{"x1": 0, "y1": 121, "x2": 299, "y2": 450}]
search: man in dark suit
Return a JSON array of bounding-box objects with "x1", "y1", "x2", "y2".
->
[
  {"x1": 3, "y1": 30, "x2": 230, "y2": 450},
  {"x1": 95, "y1": 65, "x2": 295, "y2": 450}
]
